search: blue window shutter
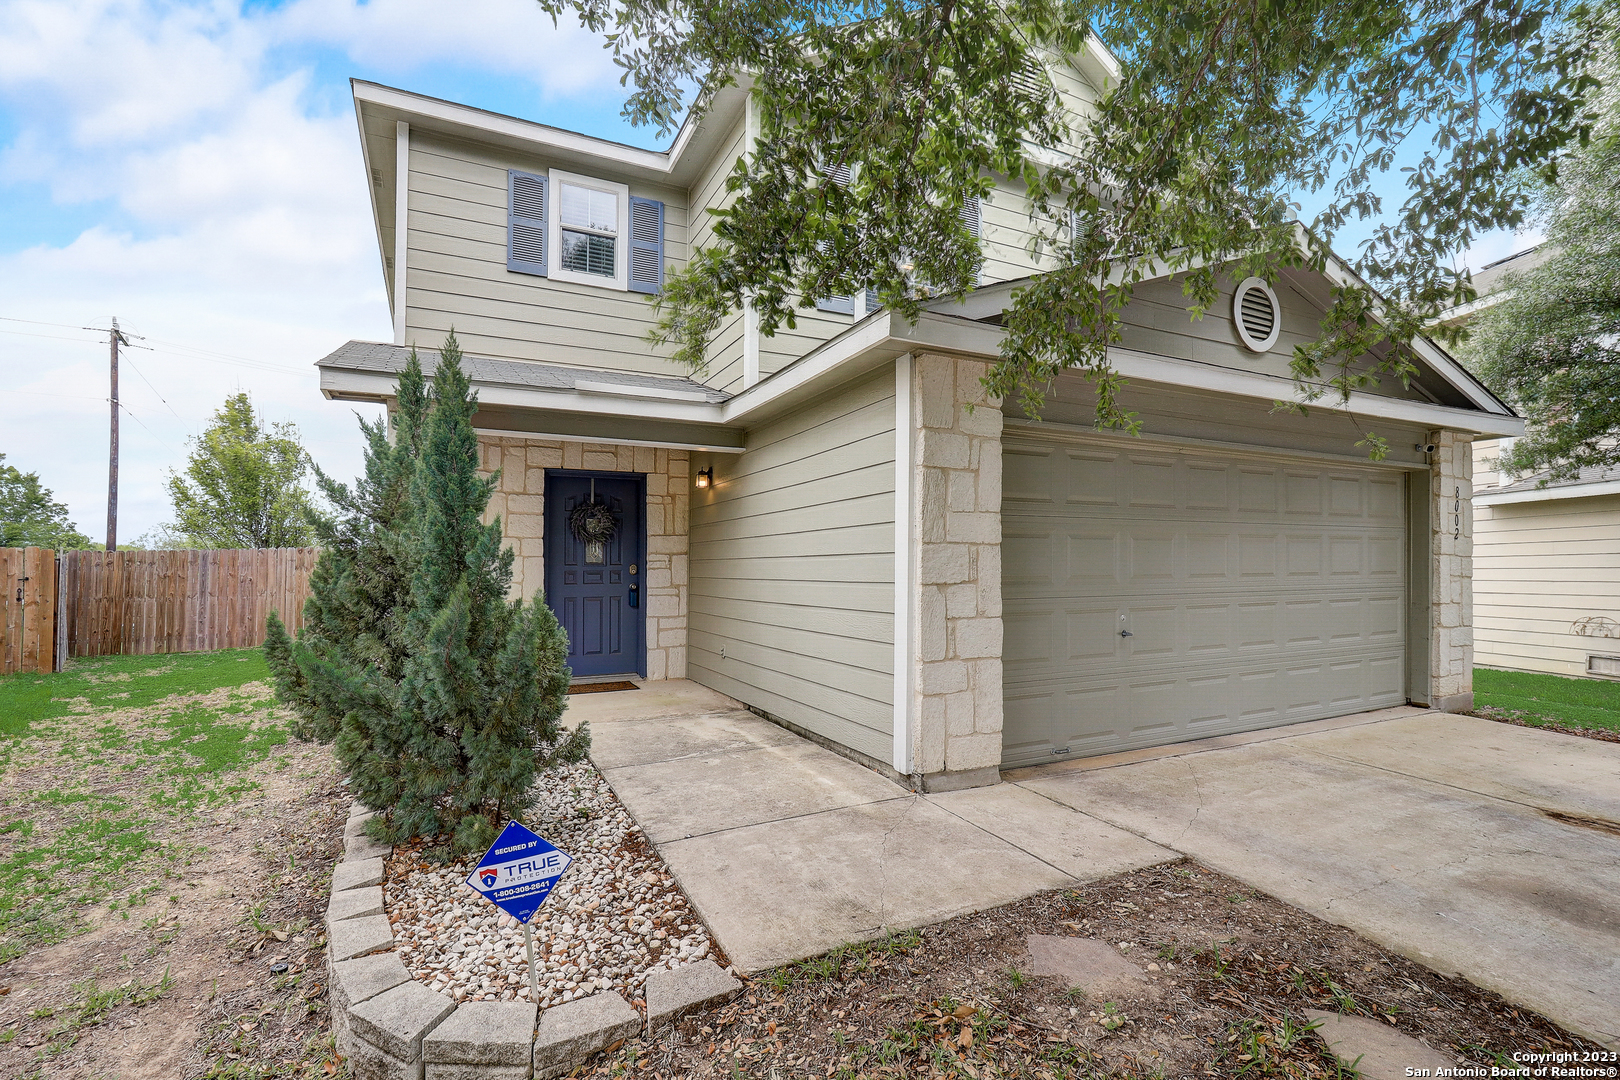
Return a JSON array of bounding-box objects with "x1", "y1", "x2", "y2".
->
[
  {"x1": 628, "y1": 196, "x2": 664, "y2": 294},
  {"x1": 962, "y1": 195, "x2": 982, "y2": 286},
  {"x1": 508, "y1": 170, "x2": 547, "y2": 276},
  {"x1": 960, "y1": 195, "x2": 981, "y2": 239},
  {"x1": 814, "y1": 241, "x2": 854, "y2": 314}
]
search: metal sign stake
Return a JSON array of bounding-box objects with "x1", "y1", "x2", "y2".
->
[
  {"x1": 524, "y1": 923, "x2": 538, "y2": 1001},
  {"x1": 463, "y1": 820, "x2": 573, "y2": 1007}
]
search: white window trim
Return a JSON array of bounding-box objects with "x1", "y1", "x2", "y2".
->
[{"x1": 548, "y1": 169, "x2": 631, "y2": 290}]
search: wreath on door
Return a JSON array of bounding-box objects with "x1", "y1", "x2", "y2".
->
[{"x1": 569, "y1": 499, "x2": 619, "y2": 564}]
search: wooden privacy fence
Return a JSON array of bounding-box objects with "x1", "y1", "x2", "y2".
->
[
  {"x1": 1, "y1": 547, "x2": 58, "y2": 675},
  {"x1": 0, "y1": 547, "x2": 319, "y2": 673}
]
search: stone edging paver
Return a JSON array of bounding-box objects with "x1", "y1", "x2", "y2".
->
[{"x1": 327, "y1": 800, "x2": 742, "y2": 1079}]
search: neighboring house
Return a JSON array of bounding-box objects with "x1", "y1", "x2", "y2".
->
[
  {"x1": 1432, "y1": 243, "x2": 1620, "y2": 681},
  {"x1": 315, "y1": 41, "x2": 1521, "y2": 793},
  {"x1": 1473, "y1": 440, "x2": 1620, "y2": 679}
]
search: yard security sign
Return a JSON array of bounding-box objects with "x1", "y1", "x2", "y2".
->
[
  {"x1": 464, "y1": 820, "x2": 573, "y2": 925},
  {"x1": 465, "y1": 820, "x2": 573, "y2": 1001}
]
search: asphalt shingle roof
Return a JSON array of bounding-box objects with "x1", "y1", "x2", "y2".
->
[{"x1": 315, "y1": 340, "x2": 731, "y2": 403}]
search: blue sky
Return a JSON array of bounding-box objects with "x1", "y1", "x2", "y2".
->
[{"x1": 0, "y1": 0, "x2": 1536, "y2": 545}]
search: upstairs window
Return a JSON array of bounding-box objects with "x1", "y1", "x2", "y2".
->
[
  {"x1": 559, "y1": 182, "x2": 619, "y2": 278},
  {"x1": 505, "y1": 169, "x2": 665, "y2": 292}
]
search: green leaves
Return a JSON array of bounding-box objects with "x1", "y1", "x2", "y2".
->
[
  {"x1": 0, "y1": 453, "x2": 92, "y2": 550},
  {"x1": 1464, "y1": 19, "x2": 1620, "y2": 480},
  {"x1": 539, "y1": 0, "x2": 1602, "y2": 443},
  {"x1": 166, "y1": 393, "x2": 315, "y2": 549},
  {"x1": 265, "y1": 333, "x2": 584, "y2": 856}
]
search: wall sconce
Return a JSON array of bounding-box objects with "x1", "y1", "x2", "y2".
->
[{"x1": 695, "y1": 466, "x2": 714, "y2": 490}]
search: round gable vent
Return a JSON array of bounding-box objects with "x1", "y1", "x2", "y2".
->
[{"x1": 1233, "y1": 276, "x2": 1281, "y2": 353}]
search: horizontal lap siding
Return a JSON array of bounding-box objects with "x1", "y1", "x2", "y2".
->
[
  {"x1": 689, "y1": 115, "x2": 748, "y2": 392},
  {"x1": 1018, "y1": 377, "x2": 1432, "y2": 472},
  {"x1": 1116, "y1": 277, "x2": 1431, "y2": 403},
  {"x1": 1474, "y1": 496, "x2": 1620, "y2": 677},
  {"x1": 687, "y1": 371, "x2": 897, "y2": 761},
  {"x1": 403, "y1": 134, "x2": 692, "y2": 377}
]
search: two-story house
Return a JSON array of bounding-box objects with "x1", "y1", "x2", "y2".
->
[{"x1": 315, "y1": 39, "x2": 1522, "y2": 793}]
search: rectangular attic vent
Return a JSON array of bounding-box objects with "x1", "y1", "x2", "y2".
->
[{"x1": 1586, "y1": 654, "x2": 1620, "y2": 677}]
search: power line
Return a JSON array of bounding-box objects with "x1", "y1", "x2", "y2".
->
[
  {"x1": 141, "y1": 336, "x2": 309, "y2": 376},
  {"x1": 121, "y1": 354, "x2": 188, "y2": 426},
  {"x1": 118, "y1": 400, "x2": 184, "y2": 454},
  {"x1": 0, "y1": 314, "x2": 99, "y2": 332},
  {"x1": 0, "y1": 327, "x2": 105, "y2": 345}
]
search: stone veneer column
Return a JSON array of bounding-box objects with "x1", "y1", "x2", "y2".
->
[
  {"x1": 908, "y1": 353, "x2": 1004, "y2": 791},
  {"x1": 1427, "y1": 429, "x2": 1473, "y2": 712},
  {"x1": 478, "y1": 436, "x2": 689, "y2": 681}
]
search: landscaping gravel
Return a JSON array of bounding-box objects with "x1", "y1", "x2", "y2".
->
[{"x1": 383, "y1": 760, "x2": 717, "y2": 1007}]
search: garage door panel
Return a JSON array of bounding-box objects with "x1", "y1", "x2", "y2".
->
[
  {"x1": 1127, "y1": 533, "x2": 1175, "y2": 581},
  {"x1": 1003, "y1": 437, "x2": 1408, "y2": 767}
]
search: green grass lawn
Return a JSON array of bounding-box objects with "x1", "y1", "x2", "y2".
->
[
  {"x1": 0, "y1": 649, "x2": 290, "y2": 965},
  {"x1": 1473, "y1": 667, "x2": 1620, "y2": 735}
]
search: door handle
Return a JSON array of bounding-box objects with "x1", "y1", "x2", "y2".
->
[
  {"x1": 628, "y1": 583, "x2": 639, "y2": 609},
  {"x1": 1119, "y1": 630, "x2": 1133, "y2": 638}
]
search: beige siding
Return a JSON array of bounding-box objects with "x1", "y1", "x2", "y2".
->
[
  {"x1": 1475, "y1": 494, "x2": 1620, "y2": 678},
  {"x1": 402, "y1": 132, "x2": 692, "y2": 376},
  {"x1": 1017, "y1": 372, "x2": 1433, "y2": 471},
  {"x1": 689, "y1": 113, "x2": 750, "y2": 392},
  {"x1": 686, "y1": 370, "x2": 897, "y2": 760},
  {"x1": 1115, "y1": 275, "x2": 1433, "y2": 403}
]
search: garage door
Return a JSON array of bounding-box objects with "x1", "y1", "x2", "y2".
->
[{"x1": 1001, "y1": 435, "x2": 1408, "y2": 768}]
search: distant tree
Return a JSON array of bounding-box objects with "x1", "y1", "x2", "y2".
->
[
  {"x1": 0, "y1": 454, "x2": 92, "y2": 549},
  {"x1": 1466, "y1": 18, "x2": 1620, "y2": 481},
  {"x1": 167, "y1": 393, "x2": 315, "y2": 549},
  {"x1": 266, "y1": 334, "x2": 585, "y2": 856}
]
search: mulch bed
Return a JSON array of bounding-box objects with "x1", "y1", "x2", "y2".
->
[{"x1": 584, "y1": 861, "x2": 1603, "y2": 1079}]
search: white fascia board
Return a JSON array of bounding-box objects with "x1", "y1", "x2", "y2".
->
[
  {"x1": 472, "y1": 427, "x2": 744, "y2": 454},
  {"x1": 573, "y1": 380, "x2": 714, "y2": 403},
  {"x1": 1077, "y1": 31, "x2": 1122, "y2": 89},
  {"x1": 1429, "y1": 292, "x2": 1506, "y2": 329},
  {"x1": 722, "y1": 309, "x2": 1524, "y2": 437},
  {"x1": 1104, "y1": 345, "x2": 1526, "y2": 437},
  {"x1": 321, "y1": 366, "x2": 727, "y2": 424},
  {"x1": 1475, "y1": 479, "x2": 1620, "y2": 506},
  {"x1": 1306, "y1": 237, "x2": 1512, "y2": 417},
  {"x1": 721, "y1": 312, "x2": 907, "y2": 424},
  {"x1": 356, "y1": 105, "x2": 393, "y2": 312},
  {"x1": 354, "y1": 81, "x2": 682, "y2": 177}
]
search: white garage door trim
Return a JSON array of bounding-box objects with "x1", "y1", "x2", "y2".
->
[{"x1": 1002, "y1": 430, "x2": 1409, "y2": 768}]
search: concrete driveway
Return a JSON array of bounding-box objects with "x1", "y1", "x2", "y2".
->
[
  {"x1": 570, "y1": 683, "x2": 1620, "y2": 1049},
  {"x1": 1016, "y1": 709, "x2": 1620, "y2": 1049}
]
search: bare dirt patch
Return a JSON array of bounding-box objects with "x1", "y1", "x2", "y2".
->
[
  {"x1": 0, "y1": 740, "x2": 347, "y2": 1080},
  {"x1": 0, "y1": 651, "x2": 351, "y2": 1080},
  {"x1": 584, "y1": 861, "x2": 1603, "y2": 1079}
]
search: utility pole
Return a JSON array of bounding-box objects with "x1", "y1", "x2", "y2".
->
[{"x1": 107, "y1": 316, "x2": 126, "y2": 552}]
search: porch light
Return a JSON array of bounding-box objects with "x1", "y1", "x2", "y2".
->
[{"x1": 695, "y1": 466, "x2": 714, "y2": 490}]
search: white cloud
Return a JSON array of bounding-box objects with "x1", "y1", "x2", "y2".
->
[
  {"x1": 0, "y1": 0, "x2": 625, "y2": 544},
  {"x1": 273, "y1": 0, "x2": 622, "y2": 99}
]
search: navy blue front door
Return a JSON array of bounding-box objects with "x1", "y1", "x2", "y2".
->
[{"x1": 544, "y1": 472, "x2": 644, "y2": 678}]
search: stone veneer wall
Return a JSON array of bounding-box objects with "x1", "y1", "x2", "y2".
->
[
  {"x1": 1428, "y1": 429, "x2": 1474, "y2": 712},
  {"x1": 478, "y1": 436, "x2": 691, "y2": 681},
  {"x1": 908, "y1": 353, "x2": 1005, "y2": 790}
]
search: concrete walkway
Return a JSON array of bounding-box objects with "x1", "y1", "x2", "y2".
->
[
  {"x1": 569, "y1": 682, "x2": 1620, "y2": 1049},
  {"x1": 569, "y1": 682, "x2": 1175, "y2": 973}
]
